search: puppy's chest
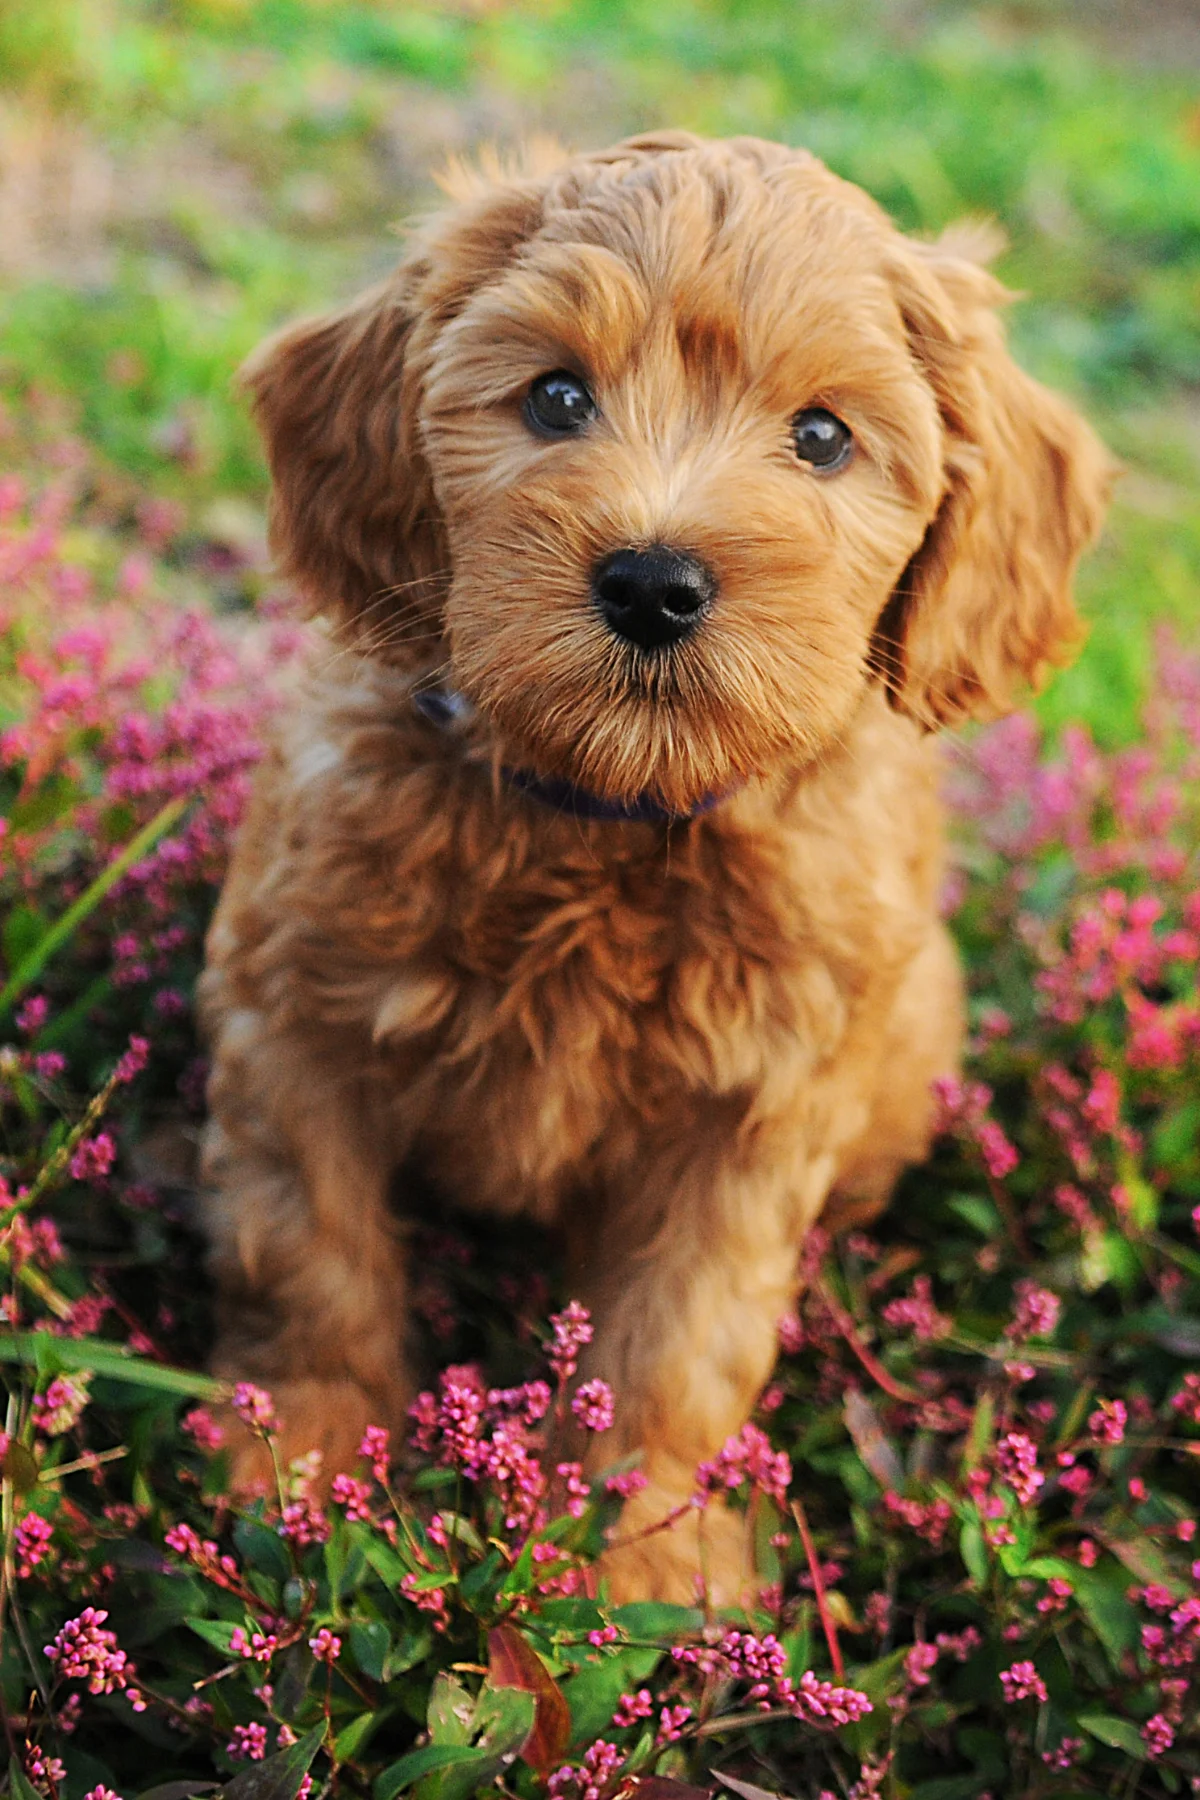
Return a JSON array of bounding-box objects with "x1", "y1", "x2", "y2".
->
[{"x1": 373, "y1": 822, "x2": 863, "y2": 1210}]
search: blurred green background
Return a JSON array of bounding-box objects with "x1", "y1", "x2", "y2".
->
[{"x1": 2, "y1": 0, "x2": 1199, "y2": 741}]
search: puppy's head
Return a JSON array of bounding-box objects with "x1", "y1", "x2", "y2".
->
[{"x1": 246, "y1": 132, "x2": 1112, "y2": 811}]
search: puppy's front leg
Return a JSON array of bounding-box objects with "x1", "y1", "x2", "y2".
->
[
  {"x1": 574, "y1": 1131, "x2": 827, "y2": 1605},
  {"x1": 201, "y1": 1003, "x2": 408, "y2": 1488}
]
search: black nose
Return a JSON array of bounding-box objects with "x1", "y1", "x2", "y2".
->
[{"x1": 592, "y1": 547, "x2": 716, "y2": 651}]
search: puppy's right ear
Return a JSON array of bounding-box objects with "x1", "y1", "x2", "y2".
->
[{"x1": 242, "y1": 275, "x2": 445, "y2": 642}]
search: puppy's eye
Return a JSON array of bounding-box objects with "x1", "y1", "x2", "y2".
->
[
  {"x1": 524, "y1": 371, "x2": 597, "y2": 437},
  {"x1": 792, "y1": 408, "x2": 854, "y2": 472}
]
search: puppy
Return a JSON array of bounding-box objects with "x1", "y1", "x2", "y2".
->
[{"x1": 199, "y1": 131, "x2": 1111, "y2": 1601}]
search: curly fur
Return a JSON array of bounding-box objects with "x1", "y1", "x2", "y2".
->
[{"x1": 200, "y1": 131, "x2": 1112, "y2": 1601}]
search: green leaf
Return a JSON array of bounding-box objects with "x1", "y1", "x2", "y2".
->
[
  {"x1": 186, "y1": 1616, "x2": 242, "y2": 1655},
  {"x1": 959, "y1": 1517, "x2": 988, "y2": 1588},
  {"x1": 350, "y1": 1619, "x2": 391, "y2": 1681},
  {"x1": 234, "y1": 1518, "x2": 292, "y2": 1584},
  {"x1": 416, "y1": 1689, "x2": 534, "y2": 1800},
  {"x1": 0, "y1": 1332, "x2": 223, "y2": 1398},
  {"x1": 609, "y1": 1601, "x2": 703, "y2": 1641},
  {"x1": 563, "y1": 1647, "x2": 662, "y2": 1745},
  {"x1": 458, "y1": 1546, "x2": 504, "y2": 1606},
  {"x1": 9, "y1": 1758, "x2": 46, "y2": 1800},
  {"x1": 362, "y1": 1534, "x2": 410, "y2": 1586},
  {"x1": 220, "y1": 1722, "x2": 326, "y2": 1798},
  {"x1": 428, "y1": 1671, "x2": 475, "y2": 1746},
  {"x1": 137, "y1": 1785, "x2": 221, "y2": 1800},
  {"x1": 1077, "y1": 1712, "x2": 1146, "y2": 1757},
  {"x1": 374, "y1": 1745, "x2": 481, "y2": 1800},
  {"x1": 333, "y1": 1709, "x2": 386, "y2": 1763},
  {"x1": 1072, "y1": 1567, "x2": 1140, "y2": 1669},
  {"x1": 1022, "y1": 1557, "x2": 1078, "y2": 1581},
  {"x1": 3, "y1": 904, "x2": 47, "y2": 972}
]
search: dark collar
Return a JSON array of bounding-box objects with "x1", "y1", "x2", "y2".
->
[{"x1": 411, "y1": 685, "x2": 729, "y2": 825}]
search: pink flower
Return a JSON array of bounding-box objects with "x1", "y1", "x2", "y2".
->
[
  {"x1": 571, "y1": 1378, "x2": 615, "y2": 1432},
  {"x1": 1088, "y1": 1397, "x2": 1127, "y2": 1445},
  {"x1": 330, "y1": 1473, "x2": 373, "y2": 1521},
  {"x1": 792, "y1": 1669, "x2": 873, "y2": 1726},
  {"x1": 999, "y1": 1660, "x2": 1047, "y2": 1704},
  {"x1": 230, "y1": 1627, "x2": 276, "y2": 1663},
  {"x1": 227, "y1": 1722, "x2": 268, "y2": 1761},
  {"x1": 280, "y1": 1497, "x2": 330, "y2": 1546},
  {"x1": 881, "y1": 1275, "x2": 950, "y2": 1342},
  {"x1": 308, "y1": 1628, "x2": 341, "y2": 1664},
  {"x1": 181, "y1": 1407, "x2": 225, "y2": 1451},
  {"x1": 548, "y1": 1301, "x2": 593, "y2": 1382},
  {"x1": 1007, "y1": 1281, "x2": 1061, "y2": 1341},
  {"x1": 1142, "y1": 1713, "x2": 1175, "y2": 1758},
  {"x1": 1041, "y1": 1739, "x2": 1082, "y2": 1772},
  {"x1": 360, "y1": 1424, "x2": 390, "y2": 1481},
  {"x1": 694, "y1": 1423, "x2": 791, "y2": 1506},
  {"x1": 656, "y1": 1703, "x2": 692, "y2": 1743},
  {"x1": 548, "y1": 1739, "x2": 623, "y2": 1800},
  {"x1": 881, "y1": 1491, "x2": 953, "y2": 1547},
  {"x1": 995, "y1": 1432, "x2": 1044, "y2": 1506},
  {"x1": 44, "y1": 1608, "x2": 141, "y2": 1706},
  {"x1": 24, "y1": 1747, "x2": 67, "y2": 1789},
  {"x1": 32, "y1": 1374, "x2": 91, "y2": 1436},
  {"x1": 611, "y1": 1688, "x2": 653, "y2": 1728},
  {"x1": 69, "y1": 1133, "x2": 117, "y2": 1182},
  {"x1": 555, "y1": 1461, "x2": 591, "y2": 1518},
  {"x1": 13, "y1": 1512, "x2": 54, "y2": 1578},
  {"x1": 904, "y1": 1642, "x2": 938, "y2": 1688},
  {"x1": 230, "y1": 1382, "x2": 277, "y2": 1433},
  {"x1": 112, "y1": 1035, "x2": 150, "y2": 1084}
]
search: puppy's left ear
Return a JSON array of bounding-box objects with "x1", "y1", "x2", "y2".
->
[{"x1": 873, "y1": 233, "x2": 1116, "y2": 728}]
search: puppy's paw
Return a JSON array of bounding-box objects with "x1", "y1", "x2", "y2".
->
[
  {"x1": 213, "y1": 1378, "x2": 386, "y2": 1498},
  {"x1": 600, "y1": 1481, "x2": 757, "y2": 1608}
]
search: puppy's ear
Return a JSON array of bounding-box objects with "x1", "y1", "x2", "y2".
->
[
  {"x1": 873, "y1": 232, "x2": 1115, "y2": 728},
  {"x1": 242, "y1": 275, "x2": 446, "y2": 644}
]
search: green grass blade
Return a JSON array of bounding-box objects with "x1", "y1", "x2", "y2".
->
[
  {"x1": 0, "y1": 1331, "x2": 225, "y2": 1399},
  {"x1": 0, "y1": 795, "x2": 189, "y2": 1018}
]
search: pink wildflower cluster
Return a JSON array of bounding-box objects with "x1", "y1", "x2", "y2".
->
[
  {"x1": 0, "y1": 483, "x2": 304, "y2": 939},
  {"x1": 13, "y1": 1511, "x2": 54, "y2": 1578},
  {"x1": 881, "y1": 1490, "x2": 954, "y2": 1546},
  {"x1": 406, "y1": 1311, "x2": 605, "y2": 1536},
  {"x1": 1007, "y1": 1280, "x2": 1061, "y2": 1340},
  {"x1": 995, "y1": 1432, "x2": 1044, "y2": 1506},
  {"x1": 548, "y1": 1300, "x2": 593, "y2": 1381},
  {"x1": 999, "y1": 1659, "x2": 1048, "y2": 1704},
  {"x1": 409, "y1": 1363, "x2": 548, "y2": 1533},
  {"x1": 31, "y1": 1374, "x2": 91, "y2": 1436},
  {"x1": 44, "y1": 1608, "x2": 144, "y2": 1709},
  {"x1": 1088, "y1": 1397, "x2": 1127, "y2": 1445},
  {"x1": 548, "y1": 1738, "x2": 623, "y2": 1800},
  {"x1": 164, "y1": 1521, "x2": 241, "y2": 1589},
  {"x1": 672, "y1": 1630, "x2": 871, "y2": 1726},
  {"x1": 880, "y1": 1274, "x2": 951, "y2": 1342},
  {"x1": 230, "y1": 1382, "x2": 277, "y2": 1433},
  {"x1": 693, "y1": 1422, "x2": 791, "y2": 1505},
  {"x1": 931, "y1": 1077, "x2": 1019, "y2": 1180}
]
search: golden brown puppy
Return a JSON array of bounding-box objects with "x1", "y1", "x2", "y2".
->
[{"x1": 199, "y1": 131, "x2": 1111, "y2": 1602}]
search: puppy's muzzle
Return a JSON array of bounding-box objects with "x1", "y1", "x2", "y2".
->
[{"x1": 592, "y1": 546, "x2": 716, "y2": 651}]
